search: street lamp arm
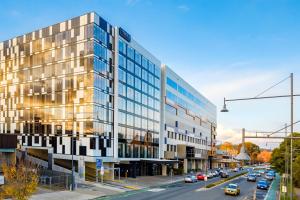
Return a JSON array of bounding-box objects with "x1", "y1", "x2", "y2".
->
[{"x1": 225, "y1": 94, "x2": 300, "y2": 102}]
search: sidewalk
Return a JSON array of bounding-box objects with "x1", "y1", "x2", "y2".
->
[
  {"x1": 30, "y1": 181, "x2": 125, "y2": 200},
  {"x1": 106, "y1": 175, "x2": 185, "y2": 190},
  {"x1": 265, "y1": 174, "x2": 280, "y2": 200}
]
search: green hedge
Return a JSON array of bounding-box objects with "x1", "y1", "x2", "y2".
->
[{"x1": 205, "y1": 172, "x2": 248, "y2": 188}]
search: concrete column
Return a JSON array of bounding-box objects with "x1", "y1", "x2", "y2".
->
[
  {"x1": 103, "y1": 162, "x2": 114, "y2": 181},
  {"x1": 183, "y1": 159, "x2": 188, "y2": 174},
  {"x1": 162, "y1": 164, "x2": 167, "y2": 176},
  {"x1": 48, "y1": 148, "x2": 54, "y2": 170},
  {"x1": 173, "y1": 162, "x2": 178, "y2": 169},
  {"x1": 191, "y1": 160, "x2": 196, "y2": 170},
  {"x1": 78, "y1": 156, "x2": 85, "y2": 180}
]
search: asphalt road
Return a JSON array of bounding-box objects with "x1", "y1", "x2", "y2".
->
[{"x1": 96, "y1": 171, "x2": 269, "y2": 200}]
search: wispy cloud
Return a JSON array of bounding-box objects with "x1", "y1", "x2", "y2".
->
[
  {"x1": 177, "y1": 5, "x2": 190, "y2": 12},
  {"x1": 126, "y1": 0, "x2": 140, "y2": 6},
  {"x1": 9, "y1": 10, "x2": 21, "y2": 17}
]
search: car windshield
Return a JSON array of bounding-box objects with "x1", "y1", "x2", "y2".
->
[
  {"x1": 258, "y1": 181, "x2": 266, "y2": 184},
  {"x1": 249, "y1": 174, "x2": 256, "y2": 177},
  {"x1": 186, "y1": 176, "x2": 191, "y2": 178},
  {"x1": 227, "y1": 184, "x2": 237, "y2": 189}
]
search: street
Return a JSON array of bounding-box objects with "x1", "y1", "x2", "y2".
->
[{"x1": 95, "y1": 171, "x2": 269, "y2": 200}]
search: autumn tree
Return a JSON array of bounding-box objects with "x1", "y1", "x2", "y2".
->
[
  {"x1": 0, "y1": 160, "x2": 39, "y2": 200},
  {"x1": 238, "y1": 142, "x2": 260, "y2": 164},
  {"x1": 257, "y1": 150, "x2": 272, "y2": 163},
  {"x1": 219, "y1": 142, "x2": 238, "y2": 156}
]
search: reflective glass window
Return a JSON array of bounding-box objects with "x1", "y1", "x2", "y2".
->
[
  {"x1": 127, "y1": 60, "x2": 134, "y2": 73},
  {"x1": 119, "y1": 68, "x2": 126, "y2": 82},
  {"x1": 135, "y1": 52, "x2": 142, "y2": 65},
  {"x1": 119, "y1": 54, "x2": 126, "y2": 68},
  {"x1": 127, "y1": 47, "x2": 134, "y2": 60},
  {"x1": 127, "y1": 73, "x2": 134, "y2": 86},
  {"x1": 135, "y1": 65, "x2": 141, "y2": 77},
  {"x1": 119, "y1": 39, "x2": 126, "y2": 54}
]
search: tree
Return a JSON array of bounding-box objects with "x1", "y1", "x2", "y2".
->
[
  {"x1": 257, "y1": 150, "x2": 272, "y2": 163},
  {"x1": 0, "y1": 160, "x2": 39, "y2": 200},
  {"x1": 270, "y1": 132, "x2": 300, "y2": 187},
  {"x1": 219, "y1": 142, "x2": 238, "y2": 156},
  {"x1": 238, "y1": 142, "x2": 260, "y2": 164}
]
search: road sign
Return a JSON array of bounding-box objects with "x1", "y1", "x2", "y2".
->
[
  {"x1": 100, "y1": 166, "x2": 104, "y2": 176},
  {"x1": 282, "y1": 186, "x2": 287, "y2": 193},
  {"x1": 0, "y1": 175, "x2": 4, "y2": 185},
  {"x1": 96, "y1": 159, "x2": 102, "y2": 170}
]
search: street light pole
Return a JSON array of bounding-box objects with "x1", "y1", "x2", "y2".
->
[
  {"x1": 71, "y1": 102, "x2": 75, "y2": 191},
  {"x1": 290, "y1": 73, "x2": 293, "y2": 200}
]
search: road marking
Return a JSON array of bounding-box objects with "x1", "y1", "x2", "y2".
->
[{"x1": 147, "y1": 188, "x2": 166, "y2": 192}]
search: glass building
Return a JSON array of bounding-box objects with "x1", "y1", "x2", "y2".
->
[
  {"x1": 0, "y1": 12, "x2": 216, "y2": 180},
  {"x1": 161, "y1": 65, "x2": 217, "y2": 173}
]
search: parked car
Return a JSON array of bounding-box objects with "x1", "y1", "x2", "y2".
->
[
  {"x1": 184, "y1": 175, "x2": 197, "y2": 183},
  {"x1": 257, "y1": 180, "x2": 269, "y2": 190},
  {"x1": 213, "y1": 171, "x2": 219, "y2": 177},
  {"x1": 224, "y1": 183, "x2": 240, "y2": 196},
  {"x1": 207, "y1": 172, "x2": 214, "y2": 179},
  {"x1": 197, "y1": 173, "x2": 206, "y2": 181},
  {"x1": 220, "y1": 171, "x2": 229, "y2": 178},
  {"x1": 233, "y1": 168, "x2": 239, "y2": 172},
  {"x1": 247, "y1": 174, "x2": 257, "y2": 182}
]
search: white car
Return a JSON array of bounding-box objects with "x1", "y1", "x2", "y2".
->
[
  {"x1": 233, "y1": 168, "x2": 239, "y2": 172},
  {"x1": 207, "y1": 172, "x2": 214, "y2": 178},
  {"x1": 184, "y1": 175, "x2": 197, "y2": 183}
]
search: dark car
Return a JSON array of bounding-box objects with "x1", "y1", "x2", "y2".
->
[
  {"x1": 247, "y1": 174, "x2": 257, "y2": 182},
  {"x1": 257, "y1": 180, "x2": 269, "y2": 190},
  {"x1": 220, "y1": 171, "x2": 229, "y2": 178}
]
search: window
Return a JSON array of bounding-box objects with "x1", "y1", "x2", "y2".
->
[
  {"x1": 135, "y1": 104, "x2": 141, "y2": 115},
  {"x1": 135, "y1": 90, "x2": 141, "y2": 102},
  {"x1": 127, "y1": 60, "x2": 134, "y2": 73},
  {"x1": 94, "y1": 43, "x2": 107, "y2": 60},
  {"x1": 148, "y1": 62, "x2": 154, "y2": 73},
  {"x1": 95, "y1": 25, "x2": 107, "y2": 44},
  {"x1": 166, "y1": 77, "x2": 177, "y2": 90},
  {"x1": 127, "y1": 100, "x2": 134, "y2": 113},
  {"x1": 127, "y1": 87, "x2": 134, "y2": 100},
  {"x1": 142, "y1": 70, "x2": 148, "y2": 81},
  {"x1": 119, "y1": 54, "x2": 126, "y2": 68},
  {"x1": 135, "y1": 52, "x2": 141, "y2": 65},
  {"x1": 118, "y1": 82, "x2": 126, "y2": 96},
  {"x1": 135, "y1": 77, "x2": 141, "y2": 90},
  {"x1": 127, "y1": 47, "x2": 134, "y2": 60},
  {"x1": 118, "y1": 68, "x2": 126, "y2": 82},
  {"x1": 135, "y1": 65, "x2": 141, "y2": 77},
  {"x1": 142, "y1": 57, "x2": 148, "y2": 69},
  {"x1": 119, "y1": 39, "x2": 126, "y2": 54},
  {"x1": 127, "y1": 73, "x2": 134, "y2": 86},
  {"x1": 154, "y1": 65, "x2": 160, "y2": 78},
  {"x1": 118, "y1": 97, "x2": 126, "y2": 110}
]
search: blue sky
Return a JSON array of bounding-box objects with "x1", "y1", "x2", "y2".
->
[{"x1": 1, "y1": 0, "x2": 299, "y2": 148}]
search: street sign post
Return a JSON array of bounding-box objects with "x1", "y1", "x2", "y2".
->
[
  {"x1": 100, "y1": 166, "x2": 104, "y2": 183},
  {"x1": 96, "y1": 159, "x2": 102, "y2": 183}
]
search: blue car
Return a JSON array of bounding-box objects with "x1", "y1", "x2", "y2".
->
[{"x1": 257, "y1": 180, "x2": 269, "y2": 190}]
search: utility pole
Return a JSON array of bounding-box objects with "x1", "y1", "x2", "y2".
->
[
  {"x1": 290, "y1": 73, "x2": 294, "y2": 200},
  {"x1": 284, "y1": 123, "x2": 288, "y2": 200}
]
